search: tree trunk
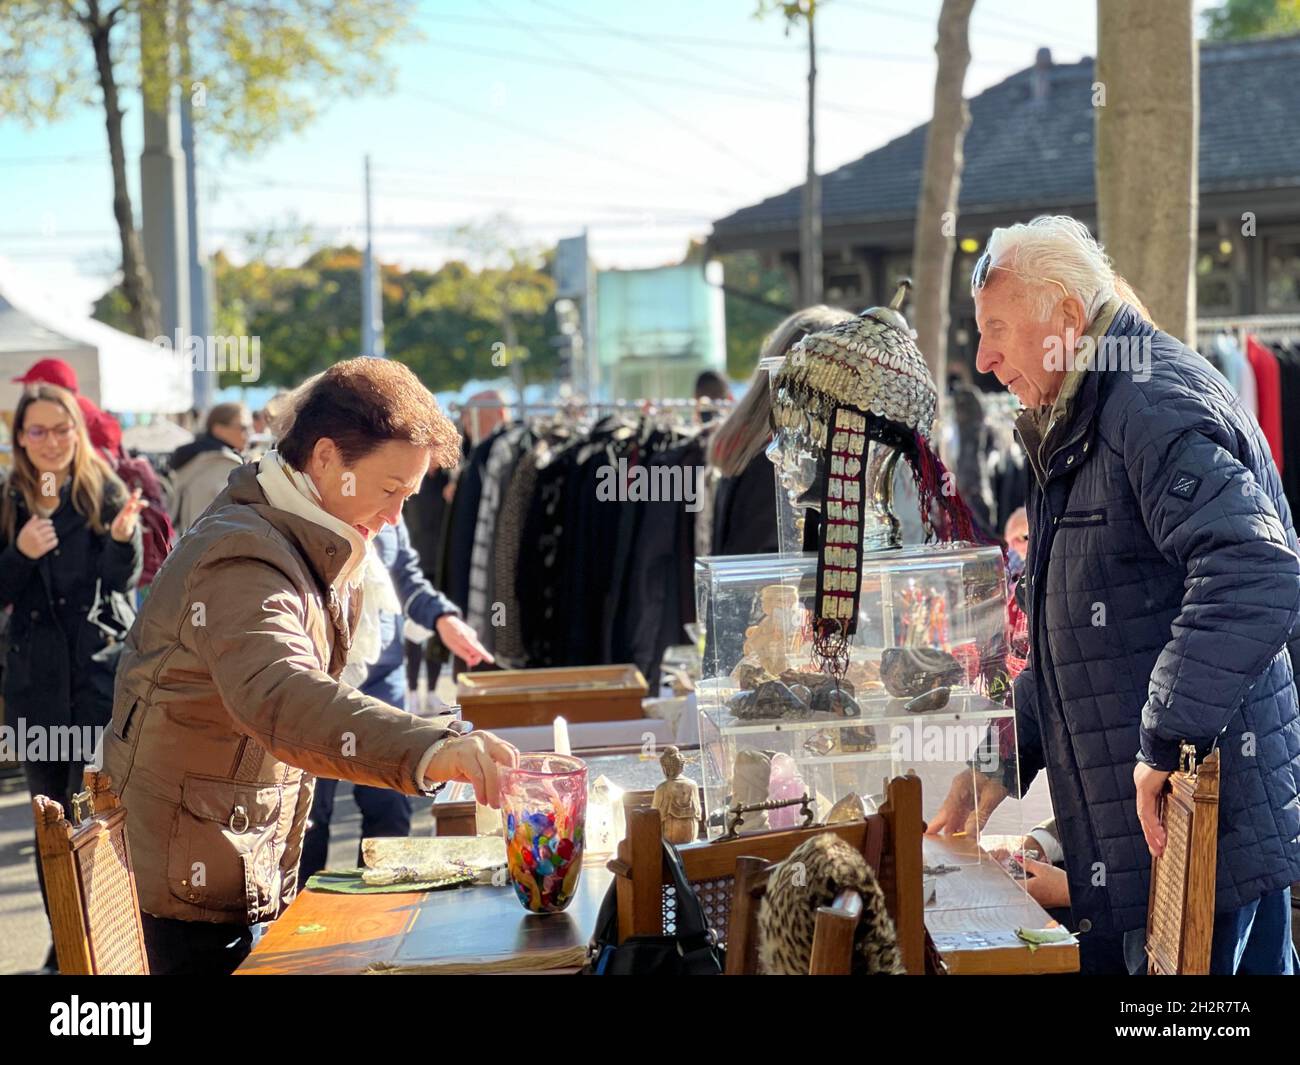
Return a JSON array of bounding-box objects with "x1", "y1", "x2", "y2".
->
[
  {"x1": 1096, "y1": 0, "x2": 1198, "y2": 344},
  {"x1": 800, "y1": 5, "x2": 822, "y2": 307},
  {"x1": 911, "y1": 0, "x2": 975, "y2": 407},
  {"x1": 86, "y1": 5, "x2": 160, "y2": 339}
]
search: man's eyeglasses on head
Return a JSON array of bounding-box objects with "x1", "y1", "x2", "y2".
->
[
  {"x1": 23, "y1": 424, "x2": 76, "y2": 443},
  {"x1": 971, "y1": 251, "x2": 1069, "y2": 298}
]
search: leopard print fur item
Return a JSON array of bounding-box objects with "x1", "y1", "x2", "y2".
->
[{"x1": 757, "y1": 833, "x2": 905, "y2": 975}]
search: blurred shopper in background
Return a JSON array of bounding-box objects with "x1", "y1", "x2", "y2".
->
[
  {"x1": 0, "y1": 383, "x2": 144, "y2": 972},
  {"x1": 10, "y1": 357, "x2": 173, "y2": 590},
  {"x1": 693, "y1": 368, "x2": 732, "y2": 425},
  {"x1": 167, "y1": 402, "x2": 250, "y2": 531}
]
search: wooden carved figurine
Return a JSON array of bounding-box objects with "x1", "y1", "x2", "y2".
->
[{"x1": 652, "y1": 746, "x2": 702, "y2": 845}]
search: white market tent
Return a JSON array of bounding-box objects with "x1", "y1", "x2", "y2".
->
[{"x1": 0, "y1": 260, "x2": 193, "y2": 415}]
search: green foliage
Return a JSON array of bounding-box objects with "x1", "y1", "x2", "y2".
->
[
  {"x1": 1203, "y1": 0, "x2": 1300, "y2": 39},
  {"x1": 90, "y1": 284, "x2": 134, "y2": 334},
  {"x1": 93, "y1": 244, "x2": 560, "y2": 393},
  {"x1": 753, "y1": 0, "x2": 821, "y2": 28},
  {"x1": 0, "y1": 0, "x2": 414, "y2": 154},
  {"x1": 716, "y1": 252, "x2": 794, "y2": 382}
]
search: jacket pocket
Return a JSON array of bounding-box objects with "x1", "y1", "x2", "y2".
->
[
  {"x1": 1058, "y1": 508, "x2": 1108, "y2": 528},
  {"x1": 166, "y1": 773, "x2": 284, "y2": 921},
  {"x1": 111, "y1": 696, "x2": 142, "y2": 742}
]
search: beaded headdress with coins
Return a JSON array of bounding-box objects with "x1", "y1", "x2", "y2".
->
[{"x1": 770, "y1": 281, "x2": 983, "y2": 676}]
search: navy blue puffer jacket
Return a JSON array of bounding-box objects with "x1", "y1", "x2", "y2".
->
[{"x1": 1013, "y1": 303, "x2": 1300, "y2": 937}]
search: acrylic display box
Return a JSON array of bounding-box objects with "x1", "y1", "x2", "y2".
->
[{"x1": 694, "y1": 545, "x2": 1026, "y2": 865}]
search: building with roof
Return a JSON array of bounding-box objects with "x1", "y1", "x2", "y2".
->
[{"x1": 708, "y1": 34, "x2": 1300, "y2": 379}]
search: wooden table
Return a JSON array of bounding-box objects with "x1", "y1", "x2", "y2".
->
[
  {"x1": 923, "y1": 834, "x2": 1078, "y2": 975},
  {"x1": 239, "y1": 834, "x2": 1074, "y2": 975},
  {"x1": 237, "y1": 856, "x2": 612, "y2": 975}
]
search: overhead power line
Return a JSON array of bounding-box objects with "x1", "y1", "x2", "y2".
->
[
  {"x1": 478, "y1": 0, "x2": 786, "y2": 184},
  {"x1": 410, "y1": 10, "x2": 1011, "y2": 66},
  {"x1": 413, "y1": 35, "x2": 910, "y2": 120},
  {"x1": 397, "y1": 87, "x2": 746, "y2": 200}
]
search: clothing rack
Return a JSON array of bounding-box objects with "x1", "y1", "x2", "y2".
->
[
  {"x1": 446, "y1": 396, "x2": 731, "y2": 428},
  {"x1": 1198, "y1": 315, "x2": 1300, "y2": 346}
]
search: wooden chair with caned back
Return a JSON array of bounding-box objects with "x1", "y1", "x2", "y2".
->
[
  {"x1": 32, "y1": 769, "x2": 149, "y2": 975},
  {"x1": 608, "y1": 772, "x2": 928, "y2": 974}
]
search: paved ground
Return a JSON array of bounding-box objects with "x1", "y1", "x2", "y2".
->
[
  {"x1": 0, "y1": 765, "x2": 444, "y2": 974},
  {"x1": 0, "y1": 673, "x2": 458, "y2": 975}
]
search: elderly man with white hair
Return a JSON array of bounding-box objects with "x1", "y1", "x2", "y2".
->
[{"x1": 930, "y1": 215, "x2": 1300, "y2": 974}]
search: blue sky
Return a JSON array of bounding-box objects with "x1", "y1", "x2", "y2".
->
[{"x1": 0, "y1": 0, "x2": 1212, "y2": 314}]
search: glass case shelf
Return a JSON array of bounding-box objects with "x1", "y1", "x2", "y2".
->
[{"x1": 694, "y1": 545, "x2": 1022, "y2": 850}]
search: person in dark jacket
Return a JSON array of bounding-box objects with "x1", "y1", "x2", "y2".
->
[
  {"x1": 930, "y1": 216, "x2": 1300, "y2": 974},
  {"x1": 299, "y1": 514, "x2": 489, "y2": 881},
  {"x1": 0, "y1": 383, "x2": 145, "y2": 970}
]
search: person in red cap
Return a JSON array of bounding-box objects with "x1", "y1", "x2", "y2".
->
[
  {"x1": 12, "y1": 359, "x2": 116, "y2": 454},
  {"x1": 11, "y1": 357, "x2": 79, "y2": 394},
  {"x1": 14, "y1": 358, "x2": 175, "y2": 588}
]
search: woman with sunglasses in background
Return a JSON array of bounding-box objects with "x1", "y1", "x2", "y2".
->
[{"x1": 0, "y1": 383, "x2": 145, "y2": 972}]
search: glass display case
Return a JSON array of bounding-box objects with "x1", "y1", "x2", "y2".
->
[{"x1": 694, "y1": 545, "x2": 1025, "y2": 859}]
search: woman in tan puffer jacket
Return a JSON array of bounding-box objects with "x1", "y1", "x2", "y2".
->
[{"x1": 102, "y1": 358, "x2": 516, "y2": 975}]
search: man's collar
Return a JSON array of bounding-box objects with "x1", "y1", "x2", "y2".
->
[{"x1": 1016, "y1": 295, "x2": 1126, "y2": 483}]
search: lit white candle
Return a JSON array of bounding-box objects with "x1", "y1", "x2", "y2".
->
[{"x1": 553, "y1": 715, "x2": 571, "y2": 756}]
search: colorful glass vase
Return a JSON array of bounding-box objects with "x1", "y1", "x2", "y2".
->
[{"x1": 501, "y1": 753, "x2": 588, "y2": 913}]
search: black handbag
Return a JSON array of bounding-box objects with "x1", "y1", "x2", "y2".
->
[
  {"x1": 583, "y1": 839, "x2": 724, "y2": 975},
  {"x1": 86, "y1": 578, "x2": 135, "y2": 673}
]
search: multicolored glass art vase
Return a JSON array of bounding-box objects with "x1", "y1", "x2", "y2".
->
[{"x1": 501, "y1": 753, "x2": 588, "y2": 913}]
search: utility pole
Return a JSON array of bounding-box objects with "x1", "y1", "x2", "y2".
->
[
  {"x1": 361, "y1": 154, "x2": 385, "y2": 356},
  {"x1": 140, "y1": 1, "x2": 191, "y2": 351},
  {"x1": 800, "y1": 0, "x2": 823, "y2": 306},
  {"x1": 179, "y1": 0, "x2": 213, "y2": 410}
]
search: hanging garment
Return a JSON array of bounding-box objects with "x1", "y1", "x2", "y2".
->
[
  {"x1": 617, "y1": 435, "x2": 708, "y2": 689},
  {"x1": 1270, "y1": 340, "x2": 1300, "y2": 516},
  {"x1": 466, "y1": 424, "x2": 531, "y2": 647},
  {"x1": 1246, "y1": 336, "x2": 1284, "y2": 473},
  {"x1": 442, "y1": 425, "x2": 506, "y2": 613},
  {"x1": 491, "y1": 437, "x2": 549, "y2": 670},
  {"x1": 518, "y1": 436, "x2": 583, "y2": 668}
]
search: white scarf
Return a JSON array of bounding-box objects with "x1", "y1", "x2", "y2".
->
[{"x1": 256, "y1": 450, "x2": 400, "y2": 685}]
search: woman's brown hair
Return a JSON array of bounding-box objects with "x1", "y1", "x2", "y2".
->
[
  {"x1": 2, "y1": 384, "x2": 124, "y2": 541},
  {"x1": 277, "y1": 357, "x2": 461, "y2": 471}
]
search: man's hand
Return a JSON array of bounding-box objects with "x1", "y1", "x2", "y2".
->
[
  {"x1": 1021, "y1": 856, "x2": 1070, "y2": 908},
  {"x1": 1134, "y1": 761, "x2": 1171, "y2": 857},
  {"x1": 425, "y1": 730, "x2": 518, "y2": 808},
  {"x1": 16, "y1": 515, "x2": 58, "y2": 559},
  {"x1": 436, "y1": 614, "x2": 494, "y2": 667},
  {"x1": 927, "y1": 770, "x2": 1008, "y2": 836}
]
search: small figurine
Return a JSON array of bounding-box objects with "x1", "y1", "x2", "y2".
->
[
  {"x1": 926, "y1": 587, "x2": 950, "y2": 648},
  {"x1": 652, "y1": 746, "x2": 702, "y2": 845},
  {"x1": 742, "y1": 584, "x2": 810, "y2": 676}
]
